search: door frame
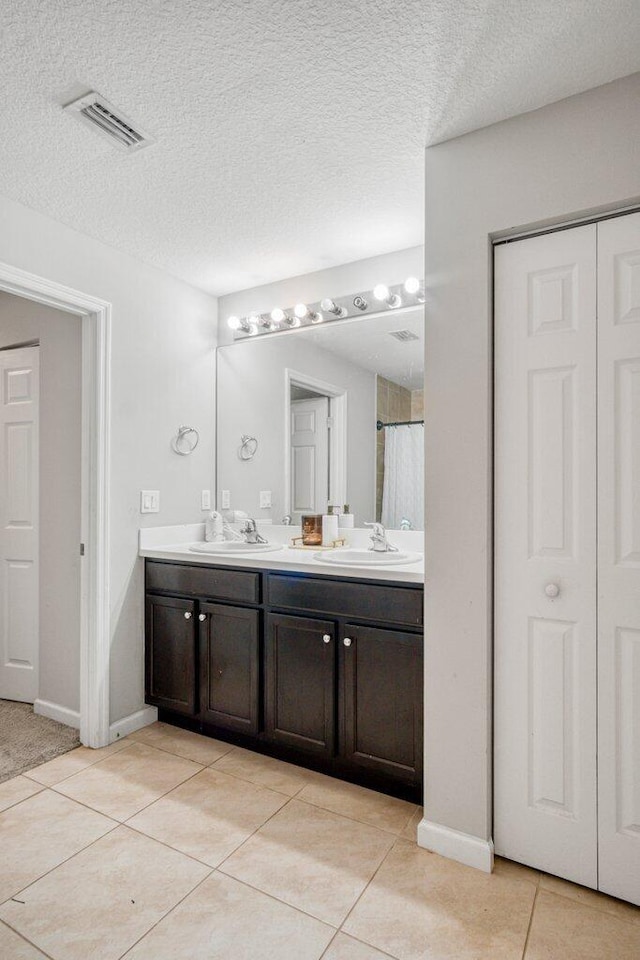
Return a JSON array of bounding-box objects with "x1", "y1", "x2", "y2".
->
[
  {"x1": 284, "y1": 368, "x2": 347, "y2": 515},
  {"x1": 0, "y1": 259, "x2": 111, "y2": 748}
]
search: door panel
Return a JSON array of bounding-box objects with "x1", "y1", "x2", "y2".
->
[
  {"x1": 341, "y1": 623, "x2": 423, "y2": 784},
  {"x1": 199, "y1": 603, "x2": 259, "y2": 734},
  {"x1": 290, "y1": 397, "x2": 329, "y2": 514},
  {"x1": 494, "y1": 225, "x2": 598, "y2": 886},
  {"x1": 145, "y1": 595, "x2": 196, "y2": 715},
  {"x1": 264, "y1": 612, "x2": 335, "y2": 756},
  {"x1": 0, "y1": 347, "x2": 39, "y2": 703},
  {"x1": 596, "y1": 213, "x2": 640, "y2": 905}
]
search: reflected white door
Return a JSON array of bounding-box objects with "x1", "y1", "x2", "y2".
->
[
  {"x1": 0, "y1": 346, "x2": 39, "y2": 703},
  {"x1": 596, "y1": 213, "x2": 640, "y2": 905},
  {"x1": 290, "y1": 397, "x2": 329, "y2": 515},
  {"x1": 494, "y1": 225, "x2": 598, "y2": 886}
]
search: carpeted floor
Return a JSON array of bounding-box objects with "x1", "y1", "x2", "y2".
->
[{"x1": 0, "y1": 699, "x2": 80, "y2": 783}]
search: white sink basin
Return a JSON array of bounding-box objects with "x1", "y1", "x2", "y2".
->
[
  {"x1": 313, "y1": 549, "x2": 422, "y2": 567},
  {"x1": 188, "y1": 541, "x2": 281, "y2": 554}
]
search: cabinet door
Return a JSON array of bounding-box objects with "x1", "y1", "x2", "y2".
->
[
  {"x1": 265, "y1": 613, "x2": 335, "y2": 756},
  {"x1": 341, "y1": 624, "x2": 423, "y2": 784},
  {"x1": 199, "y1": 603, "x2": 259, "y2": 734},
  {"x1": 145, "y1": 595, "x2": 196, "y2": 715}
]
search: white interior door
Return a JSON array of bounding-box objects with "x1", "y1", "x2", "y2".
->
[
  {"x1": 290, "y1": 397, "x2": 329, "y2": 515},
  {"x1": 0, "y1": 346, "x2": 39, "y2": 703},
  {"x1": 494, "y1": 226, "x2": 598, "y2": 886},
  {"x1": 596, "y1": 213, "x2": 640, "y2": 906}
]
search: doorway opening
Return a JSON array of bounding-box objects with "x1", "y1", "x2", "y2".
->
[
  {"x1": 284, "y1": 369, "x2": 346, "y2": 520},
  {"x1": 0, "y1": 262, "x2": 111, "y2": 748}
]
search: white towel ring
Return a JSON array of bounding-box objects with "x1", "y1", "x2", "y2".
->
[
  {"x1": 172, "y1": 425, "x2": 199, "y2": 456},
  {"x1": 239, "y1": 435, "x2": 258, "y2": 461}
]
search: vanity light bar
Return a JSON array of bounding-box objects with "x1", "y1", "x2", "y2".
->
[{"x1": 226, "y1": 278, "x2": 424, "y2": 338}]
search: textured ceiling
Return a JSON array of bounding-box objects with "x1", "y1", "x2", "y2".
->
[{"x1": 1, "y1": 1, "x2": 640, "y2": 295}]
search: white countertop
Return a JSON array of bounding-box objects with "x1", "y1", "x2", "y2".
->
[{"x1": 139, "y1": 523, "x2": 425, "y2": 585}]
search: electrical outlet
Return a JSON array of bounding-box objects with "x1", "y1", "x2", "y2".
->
[
  {"x1": 140, "y1": 490, "x2": 160, "y2": 513},
  {"x1": 259, "y1": 490, "x2": 272, "y2": 508},
  {"x1": 201, "y1": 489, "x2": 211, "y2": 511},
  {"x1": 221, "y1": 489, "x2": 231, "y2": 509}
]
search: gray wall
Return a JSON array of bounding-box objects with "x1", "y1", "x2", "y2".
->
[
  {"x1": 424, "y1": 71, "x2": 640, "y2": 843},
  {"x1": 217, "y1": 334, "x2": 376, "y2": 524},
  {"x1": 0, "y1": 193, "x2": 218, "y2": 728},
  {"x1": 0, "y1": 294, "x2": 81, "y2": 713}
]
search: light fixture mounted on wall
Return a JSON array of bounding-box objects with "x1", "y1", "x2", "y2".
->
[{"x1": 226, "y1": 277, "x2": 425, "y2": 339}]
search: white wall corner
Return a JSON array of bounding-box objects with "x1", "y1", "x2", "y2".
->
[
  {"x1": 34, "y1": 699, "x2": 81, "y2": 730},
  {"x1": 417, "y1": 818, "x2": 494, "y2": 873},
  {"x1": 109, "y1": 706, "x2": 158, "y2": 743}
]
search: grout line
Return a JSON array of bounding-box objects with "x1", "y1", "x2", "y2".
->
[
  {"x1": 0, "y1": 918, "x2": 58, "y2": 960},
  {"x1": 0, "y1": 782, "x2": 45, "y2": 815},
  {"x1": 337, "y1": 834, "x2": 401, "y2": 937},
  {"x1": 210, "y1": 866, "x2": 340, "y2": 931},
  {"x1": 521, "y1": 884, "x2": 539, "y2": 959},
  {"x1": 537, "y1": 884, "x2": 640, "y2": 927},
  {"x1": 112, "y1": 867, "x2": 215, "y2": 960},
  {"x1": 22, "y1": 739, "x2": 138, "y2": 788}
]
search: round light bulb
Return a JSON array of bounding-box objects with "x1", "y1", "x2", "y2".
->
[
  {"x1": 271, "y1": 307, "x2": 285, "y2": 324},
  {"x1": 321, "y1": 297, "x2": 336, "y2": 312},
  {"x1": 373, "y1": 284, "x2": 390, "y2": 302},
  {"x1": 294, "y1": 303, "x2": 308, "y2": 319},
  {"x1": 404, "y1": 276, "x2": 420, "y2": 294},
  {"x1": 227, "y1": 315, "x2": 241, "y2": 330}
]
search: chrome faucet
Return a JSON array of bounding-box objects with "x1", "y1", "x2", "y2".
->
[
  {"x1": 240, "y1": 518, "x2": 268, "y2": 544},
  {"x1": 365, "y1": 522, "x2": 398, "y2": 553}
]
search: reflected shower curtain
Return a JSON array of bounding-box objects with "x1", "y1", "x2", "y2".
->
[{"x1": 381, "y1": 423, "x2": 424, "y2": 530}]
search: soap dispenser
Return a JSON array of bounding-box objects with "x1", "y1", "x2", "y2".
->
[
  {"x1": 322, "y1": 505, "x2": 339, "y2": 545},
  {"x1": 338, "y1": 503, "x2": 354, "y2": 529},
  {"x1": 205, "y1": 510, "x2": 224, "y2": 542}
]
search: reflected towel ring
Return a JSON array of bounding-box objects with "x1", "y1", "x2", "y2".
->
[
  {"x1": 239, "y1": 435, "x2": 258, "y2": 461},
  {"x1": 171, "y1": 425, "x2": 199, "y2": 456}
]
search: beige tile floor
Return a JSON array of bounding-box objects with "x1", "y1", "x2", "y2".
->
[{"x1": 0, "y1": 722, "x2": 636, "y2": 960}]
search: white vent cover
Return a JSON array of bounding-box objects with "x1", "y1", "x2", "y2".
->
[
  {"x1": 388, "y1": 329, "x2": 419, "y2": 342},
  {"x1": 63, "y1": 92, "x2": 154, "y2": 152}
]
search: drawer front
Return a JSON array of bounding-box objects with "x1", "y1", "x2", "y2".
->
[
  {"x1": 266, "y1": 574, "x2": 422, "y2": 627},
  {"x1": 146, "y1": 561, "x2": 259, "y2": 604}
]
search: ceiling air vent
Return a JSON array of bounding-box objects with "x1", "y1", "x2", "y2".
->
[
  {"x1": 388, "y1": 329, "x2": 419, "y2": 342},
  {"x1": 63, "y1": 92, "x2": 154, "y2": 152}
]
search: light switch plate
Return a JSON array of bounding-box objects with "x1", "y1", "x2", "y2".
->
[
  {"x1": 221, "y1": 489, "x2": 231, "y2": 509},
  {"x1": 201, "y1": 489, "x2": 211, "y2": 511},
  {"x1": 140, "y1": 490, "x2": 160, "y2": 513},
  {"x1": 259, "y1": 490, "x2": 272, "y2": 508}
]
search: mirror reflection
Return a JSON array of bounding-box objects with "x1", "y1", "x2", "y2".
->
[{"x1": 216, "y1": 307, "x2": 424, "y2": 531}]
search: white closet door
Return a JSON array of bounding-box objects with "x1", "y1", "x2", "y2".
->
[
  {"x1": 494, "y1": 225, "x2": 598, "y2": 886},
  {"x1": 597, "y1": 213, "x2": 640, "y2": 906},
  {"x1": 0, "y1": 346, "x2": 40, "y2": 703}
]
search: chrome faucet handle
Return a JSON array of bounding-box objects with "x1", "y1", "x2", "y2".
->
[
  {"x1": 241, "y1": 518, "x2": 267, "y2": 544},
  {"x1": 281, "y1": 515, "x2": 292, "y2": 525},
  {"x1": 364, "y1": 521, "x2": 398, "y2": 552}
]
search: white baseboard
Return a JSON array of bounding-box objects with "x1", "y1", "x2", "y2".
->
[
  {"x1": 109, "y1": 706, "x2": 158, "y2": 743},
  {"x1": 417, "y1": 818, "x2": 494, "y2": 873},
  {"x1": 34, "y1": 699, "x2": 81, "y2": 730}
]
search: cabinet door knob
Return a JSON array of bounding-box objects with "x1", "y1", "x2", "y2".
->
[
  {"x1": 323, "y1": 634, "x2": 331, "y2": 644},
  {"x1": 343, "y1": 637, "x2": 352, "y2": 647},
  {"x1": 184, "y1": 611, "x2": 192, "y2": 620},
  {"x1": 198, "y1": 613, "x2": 207, "y2": 621},
  {"x1": 544, "y1": 582, "x2": 560, "y2": 598}
]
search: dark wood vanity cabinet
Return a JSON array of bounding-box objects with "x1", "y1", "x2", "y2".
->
[
  {"x1": 199, "y1": 603, "x2": 260, "y2": 735},
  {"x1": 340, "y1": 623, "x2": 423, "y2": 783},
  {"x1": 144, "y1": 559, "x2": 423, "y2": 801},
  {"x1": 145, "y1": 594, "x2": 197, "y2": 716},
  {"x1": 265, "y1": 613, "x2": 336, "y2": 757}
]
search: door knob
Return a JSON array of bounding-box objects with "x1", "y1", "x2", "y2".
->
[
  {"x1": 343, "y1": 637, "x2": 352, "y2": 647},
  {"x1": 198, "y1": 613, "x2": 207, "y2": 621},
  {"x1": 184, "y1": 611, "x2": 192, "y2": 620},
  {"x1": 323, "y1": 634, "x2": 331, "y2": 644},
  {"x1": 544, "y1": 583, "x2": 560, "y2": 598}
]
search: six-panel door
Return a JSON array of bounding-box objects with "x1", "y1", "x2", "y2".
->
[
  {"x1": 340, "y1": 623, "x2": 423, "y2": 783},
  {"x1": 265, "y1": 612, "x2": 336, "y2": 756},
  {"x1": 145, "y1": 595, "x2": 197, "y2": 715},
  {"x1": 199, "y1": 602, "x2": 259, "y2": 734}
]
